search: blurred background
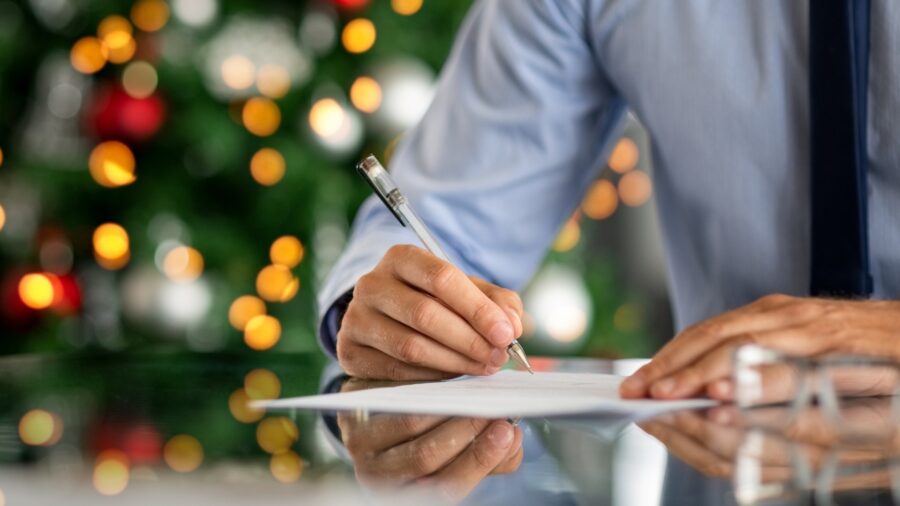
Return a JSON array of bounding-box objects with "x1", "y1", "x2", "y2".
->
[{"x1": 0, "y1": 0, "x2": 671, "y2": 361}]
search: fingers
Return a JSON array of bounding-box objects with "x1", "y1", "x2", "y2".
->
[
  {"x1": 421, "y1": 420, "x2": 518, "y2": 503},
  {"x1": 361, "y1": 307, "x2": 500, "y2": 376},
  {"x1": 339, "y1": 414, "x2": 447, "y2": 457},
  {"x1": 364, "y1": 276, "x2": 506, "y2": 368},
  {"x1": 376, "y1": 418, "x2": 492, "y2": 482},
  {"x1": 621, "y1": 294, "x2": 814, "y2": 398},
  {"x1": 386, "y1": 245, "x2": 516, "y2": 347},
  {"x1": 470, "y1": 276, "x2": 524, "y2": 337},
  {"x1": 337, "y1": 339, "x2": 459, "y2": 381}
]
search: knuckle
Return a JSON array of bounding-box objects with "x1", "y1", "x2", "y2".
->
[
  {"x1": 466, "y1": 334, "x2": 488, "y2": 360},
  {"x1": 387, "y1": 361, "x2": 407, "y2": 381},
  {"x1": 470, "y1": 298, "x2": 495, "y2": 325},
  {"x1": 386, "y1": 244, "x2": 414, "y2": 261},
  {"x1": 470, "y1": 439, "x2": 500, "y2": 471},
  {"x1": 410, "y1": 298, "x2": 439, "y2": 330},
  {"x1": 409, "y1": 440, "x2": 442, "y2": 475},
  {"x1": 354, "y1": 273, "x2": 379, "y2": 298},
  {"x1": 760, "y1": 293, "x2": 792, "y2": 306},
  {"x1": 426, "y1": 263, "x2": 457, "y2": 294},
  {"x1": 398, "y1": 336, "x2": 427, "y2": 364}
]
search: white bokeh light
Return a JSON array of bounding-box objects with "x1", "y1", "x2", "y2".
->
[{"x1": 172, "y1": 0, "x2": 218, "y2": 27}]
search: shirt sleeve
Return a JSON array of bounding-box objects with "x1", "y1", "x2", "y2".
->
[{"x1": 317, "y1": 0, "x2": 626, "y2": 359}]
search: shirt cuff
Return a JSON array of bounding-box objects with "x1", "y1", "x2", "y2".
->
[{"x1": 318, "y1": 288, "x2": 355, "y2": 359}]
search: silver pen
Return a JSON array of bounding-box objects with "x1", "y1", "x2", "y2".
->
[{"x1": 356, "y1": 154, "x2": 533, "y2": 374}]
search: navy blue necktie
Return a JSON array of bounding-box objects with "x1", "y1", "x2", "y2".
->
[{"x1": 809, "y1": 0, "x2": 873, "y2": 297}]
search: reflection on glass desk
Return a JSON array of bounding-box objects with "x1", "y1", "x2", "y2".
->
[{"x1": 0, "y1": 352, "x2": 898, "y2": 505}]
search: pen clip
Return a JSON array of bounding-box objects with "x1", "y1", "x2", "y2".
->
[{"x1": 356, "y1": 160, "x2": 406, "y2": 227}]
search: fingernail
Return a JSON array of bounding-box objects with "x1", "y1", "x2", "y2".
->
[
  {"x1": 505, "y1": 309, "x2": 522, "y2": 336},
  {"x1": 488, "y1": 321, "x2": 513, "y2": 346},
  {"x1": 489, "y1": 348, "x2": 508, "y2": 366},
  {"x1": 487, "y1": 422, "x2": 514, "y2": 448},
  {"x1": 652, "y1": 378, "x2": 676, "y2": 397},
  {"x1": 483, "y1": 364, "x2": 501, "y2": 375}
]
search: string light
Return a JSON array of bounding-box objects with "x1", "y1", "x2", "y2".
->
[
  {"x1": 0, "y1": 204, "x2": 5, "y2": 232},
  {"x1": 341, "y1": 18, "x2": 376, "y2": 54},
  {"x1": 349, "y1": 76, "x2": 382, "y2": 113},
  {"x1": 93, "y1": 450, "x2": 130, "y2": 496},
  {"x1": 308, "y1": 98, "x2": 345, "y2": 138},
  {"x1": 391, "y1": 0, "x2": 424, "y2": 16},
  {"x1": 18, "y1": 409, "x2": 63, "y2": 446},
  {"x1": 162, "y1": 246, "x2": 204, "y2": 282},
  {"x1": 269, "y1": 236, "x2": 304, "y2": 268},
  {"x1": 256, "y1": 64, "x2": 291, "y2": 99},
  {"x1": 618, "y1": 170, "x2": 652, "y2": 207},
  {"x1": 242, "y1": 97, "x2": 281, "y2": 137},
  {"x1": 228, "y1": 388, "x2": 264, "y2": 423},
  {"x1": 131, "y1": 0, "x2": 170, "y2": 32},
  {"x1": 256, "y1": 417, "x2": 298, "y2": 454},
  {"x1": 244, "y1": 315, "x2": 281, "y2": 350},
  {"x1": 221, "y1": 55, "x2": 256, "y2": 90},
  {"x1": 250, "y1": 148, "x2": 286, "y2": 186},
  {"x1": 122, "y1": 61, "x2": 158, "y2": 99},
  {"x1": 228, "y1": 295, "x2": 266, "y2": 331},
  {"x1": 245, "y1": 369, "x2": 281, "y2": 400},
  {"x1": 256, "y1": 265, "x2": 299, "y2": 302},
  {"x1": 89, "y1": 141, "x2": 136, "y2": 188},
  {"x1": 163, "y1": 434, "x2": 204, "y2": 473},
  {"x1": 93, "y1": 223, "x2": 130, "y2": 270},
  {"x1": 582, "y1": 179, "x2": 618, "y2": 220},
  {"x1": 18, "y1": 274, "x2": 57, "y2": 310},
  {"x1": 609, "y1": 138, "x2": 639, "y2": 174},
  {"x1": 270, "y1": 451, "x2": 304, "y2": 483},
  {"x1": 70, "y1": 37, "x2": 108, "y2": 74}
]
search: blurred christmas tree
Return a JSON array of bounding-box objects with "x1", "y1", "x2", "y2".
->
[{"x1": 0, "y1": 0, "x2": 473, "y2": 355}]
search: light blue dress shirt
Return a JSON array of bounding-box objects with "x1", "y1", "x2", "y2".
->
[{"x1": 318, "y1": 0, "x2": 900, "y2": 357}]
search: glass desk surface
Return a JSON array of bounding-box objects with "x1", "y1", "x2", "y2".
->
[{"x1": 0, "y1": 352, "x2": 896, "y2": 505}]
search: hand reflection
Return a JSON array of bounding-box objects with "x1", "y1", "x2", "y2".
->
[
  {"x1": 639, "y1": 402, "x2": 899, "y2": 495},
  {"x1": 336, "y1": 379, "x2": 524, "y2": 503}
]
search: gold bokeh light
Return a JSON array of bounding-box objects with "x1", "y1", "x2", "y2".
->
[
  {"x1": 228, "y1": 388, "x2": 264, "y2": 424},
  {"x1": 269, "y1": 236, "x2": 304, "y2": 268},
  {"x1": 221, "y1": 55, "x2": 256, "y2": 91},
  {"x1": 162, "y1": 245, "x2": 204, "y2": 282},
  {"x1": 98, "y1": 15, "x2": 136, "y2": 65},
  {"x1": 256, "y1": 417, "x2": 298, "y2": 454},
  {"x1": 270, "y1": 450, "x2": 304, "y2": 483},
  {"x1": 244, "y1": 315, "x2": 281, "y2": 351},
  {"x1": 70, "y1": 37, "x2": 108, "y2": 74},
  {"x1": 242, "y1": 97, "x2": 281, "y2": 137},
  {"x1": 93, "y1": 450, "x2": 130, "y2": 496},
  {"x1": 19, "y1": 409, "x2": 63, "y2": 446},
  {"x1": 93, "y1": 223, "x2": 130, "y2": 270},
  {"x1": 89, "y1": 141, "x2": 136, "y2": 188},
  {"x1": 552, "y1": 219, "x2": 581, "y2": 252},
  {"x1": 18, "y1": 274, "x2": 56, "y2": 310},
  {"x1": 256, "y1": 265, "x2": 299, "y2": 302},
  {"x1": 582, "y1": 179, "x2": 618, "y2": 220},
  {"x1": 228, "y1": 295, "x2": 266, "y2": 331},
  {"x1": 122, "y1": 61, "x2": 158, "y2": 99},
  {"x1": 618, "y1": 170, "x2": 652, "y2": 207},
  {"x1": 308, "y1": 98, "x2": 345, "y2": 138},
  {"x1": 250, "y1": 148, "x2": 286, "y2": 186},
  {"x1": 608, "y1": 138, "x2": 639, "y2": 174},
  {"x1": 164, "y1": 434, "x2": 204, "y2": 473},
  {"x1": 341, "y1": 18, "x2": 376, "y2": 54},
  {"x1": 245, "y1": 368, "x2": 281, "y2": 400},
  {"x1": 0, "y1": 204, "x2": 6, "y2": 233},
  {"x1": 131, "y1": 0, "x2": 170, "y2": 32},
  {"x1": 392, "y1": 0, "x2": 424, "y2": 16},
  {"x1": 256, "y1": 64, "x2": 291, "y2": 99},
  {"x1": 349, "y1": 76, "x2": 382, "y2": 114}
]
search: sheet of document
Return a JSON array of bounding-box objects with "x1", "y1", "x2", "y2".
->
[{"x1": 258, "y1": 371, "x2": 716, "y2": 418}]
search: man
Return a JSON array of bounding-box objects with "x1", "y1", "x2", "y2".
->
[{"x1": 318, "y1": 0, "x2": 900, "y2": 400}]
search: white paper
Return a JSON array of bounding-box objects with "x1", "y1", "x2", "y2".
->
[{"x1": 257, "y1": 371, "x2": 716, "y2": 418}]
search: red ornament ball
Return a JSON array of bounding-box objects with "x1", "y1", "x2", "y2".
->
[{"x1": 87, "y1": 85, "x2": 166, "y2": 142}]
